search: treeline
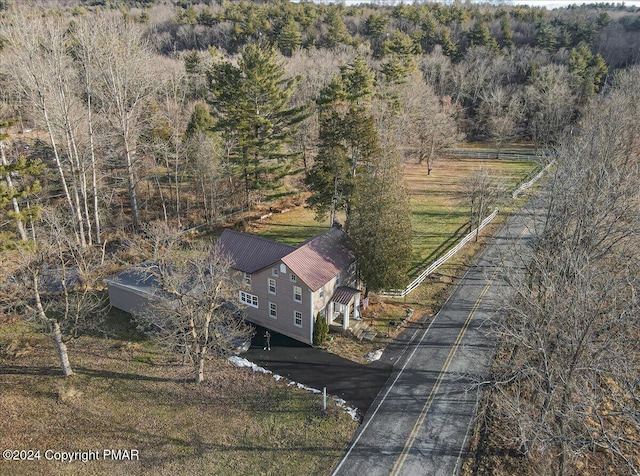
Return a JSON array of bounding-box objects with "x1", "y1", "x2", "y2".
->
[{"x1": 0, "y1": 0, "x2": 638, "y2": 248}]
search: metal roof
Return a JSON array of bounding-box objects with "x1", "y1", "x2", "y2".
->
[
  {"x1": 330, "y1": 286, "x2": 360, "y2": 306},
  {"x1": 217, "y1": 229, "x2": 296, "y2": 274},
  {"x1": 281, "y1": 226, "x2": 356, "y2": 292}
]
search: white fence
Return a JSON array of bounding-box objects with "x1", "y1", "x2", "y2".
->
[
  {"x1": 379, "y1": 208, "x2": 499, "y2": 298},
  {"x1": 511, "y1": 161, "x2": 554, "y2": 199}
]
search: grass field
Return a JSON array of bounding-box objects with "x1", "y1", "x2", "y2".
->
[
  {"x1": 0, "y1": 317, "x2": 357, "y2": 476},
  {"x1": 252, "y1": 156, "x2": 537, "y2": 280}
]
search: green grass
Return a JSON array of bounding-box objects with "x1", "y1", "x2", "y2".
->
[
  {"x1": 406, "y1": 158, "x2": 534, "y2": 278},
  {"x1": 248, "y1": 206, "x2": 333, "y2": 246},
  {"x1": 253, "y1": 157, "x2": 537, "y2": 279}
]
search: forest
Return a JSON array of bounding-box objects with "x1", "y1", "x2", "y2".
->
[{"x1": 1, "y1": 1, "x2": 639, "y2": 475}]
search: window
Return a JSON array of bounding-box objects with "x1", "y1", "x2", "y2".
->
[
  {"x1": 269, "y1": 302, "x2": 277, "y2": 319},
  {"x1": 272, "y1": 268, "x2": 279, "y2": 277},
  {"x1": 293, "y1": 285, "x2": 302, "y2": 303},
  {"x1": 319, "y1": 286, "x2": 324, "y2": 299},
  {"x1": 294, "y1": 310, "x2": 303, "y2": 328},
  {"x1": 290, "y1": 274, "x2": 297, "y2": 283},
  {"x1": 243, "y1": 272, "x2": 251, "y2": 286},
  {"x1": 280, "y1": 263, "x2": 286, "y2": 273},
  {"x1": 239, "y1": 291, "x2": 258, "y2": 308},
  {"x1": 268, "y1": 278, "x2": 276, "y2": 294}
]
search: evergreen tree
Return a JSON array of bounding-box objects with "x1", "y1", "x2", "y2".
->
[
  {"x1": 500, "y1": 15, "x2": 514, "y2": 49},
  {"x1": 469, "y1": 20, "x2": 499, "y2": 52},
  {"x1": 313, "y1": 312, "x2": 329, "y2": 346},
  {"x1": 568, "y1": 44, "x2": 608, "y2": 98},
  {"x1": 324, "y1": 10, "x2": 351, "y2": 48},
  {"x1": 440, "y1": 27, "x2": 458, "y2": 59},
  {"x1": 207, "y1": 44, "x2": 308, "y2": 208},
  {"x1": 347, "y1": 146, "x2": 412, "y2": 294},
  {"x1": 185, "y1": 103, "x2": 215, "y2": 138},
  {"x1": 277, "y1": 17, "x2": 302, "y2": 57},
  {"x1": 0, "y1": 154, "x2": 43, "y2": 250},
  {"x1": 306, "y1": 57, "x2": 378, "y2": 225}
]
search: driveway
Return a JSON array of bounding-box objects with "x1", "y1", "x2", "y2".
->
[{"x1": 244, "y1": 325, "x2": 392, "y2": 415}]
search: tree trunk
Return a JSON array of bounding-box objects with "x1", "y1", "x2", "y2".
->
[
  {"x1": 33, "y1": 272, "x2": 73, "y2": 376},
  {"x1": 123, "y1": 135, "x2": 140, "y2": 231},
  {"x1": 0, "y1": 142, "x2": 28, "y2": 241},
  {"x1": 51, "y1": 320, "x2": 74, "y2": 377},
  {"x1": 42, "y1": 104, "x2": 83, "y2": 245},
  {"x1": 196, "y1": 355, "x2": 205, "y2": 384}
]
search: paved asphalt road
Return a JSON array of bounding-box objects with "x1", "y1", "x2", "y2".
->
[{"x1": 332, "y1": 200, "x2": 542, "y2": 476}]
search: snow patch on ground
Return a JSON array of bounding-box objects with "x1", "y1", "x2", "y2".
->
[
  {"x1": 365, "y1": 349, "x2": 384, "y2": 361},
  {"x1": 334, "y1": 397, "x2": 359, "y2": 421},
  {"x1": 228, "y1": 356, "x2": 272, "y2": 374},
  {"x1": 228, "y1": 356, "x2": 359, "y2": 420}
]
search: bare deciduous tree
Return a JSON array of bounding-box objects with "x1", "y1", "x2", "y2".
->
[
  {"x1": 2, "y1": 209, "x2": 106, "y2": 376},
  {"x1": 132, "y1": 227, "x2": 254, "y2": 383},
  {"x1": 390, "y1": 71, "x2": 463, "y2": 175},
  {"x1": 92, "y1": 17, "x2": 162, "y2": 231},
  {"x1": 486, "y1": 71, "x2": 640, "y2": 476}
]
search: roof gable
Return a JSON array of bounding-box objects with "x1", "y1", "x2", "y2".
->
[
  {"x1": 217, "y1": 229, "x2": 296, "y2": 274},
  {"x1": 281, "y1": 227, "x2": 355, "y2": 292}
]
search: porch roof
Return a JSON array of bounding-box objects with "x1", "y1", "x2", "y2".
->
[{"x1": 330, "y1": 286, "x2": 360, "y2": 306}]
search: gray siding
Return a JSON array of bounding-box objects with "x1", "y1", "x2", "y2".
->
[
  {"x1": 242, "y1": 262, "x2": 313, "y2": 345},
  {"x1": 107, "y1": 283, "x2": 156, "y2": 315}
]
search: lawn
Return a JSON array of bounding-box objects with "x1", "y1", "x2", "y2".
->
[
  {"x1": 0, "y1": 316, "x2": 357, "y2": 476},
  {"x1": 252, "y1": 156, "x2": 537, "y2": 280}
]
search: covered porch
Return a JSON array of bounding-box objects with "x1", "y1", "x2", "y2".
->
[{"x1": 326, "y1": 286, "x2": 361, "y2": 331}]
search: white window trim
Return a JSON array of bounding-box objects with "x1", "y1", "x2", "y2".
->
[
  {"x1": 272, "y1": 268, "x2": 279, "y2": 277},
  {"x1": 290, "y1": 274, "x2": 297, "y2": 283},
  {"x1": 269, "y1": 302, "x2": 277, "y2": 319},
  {"x1": 268, "y1": 278, "x2": 276, "y2": 295},
  {"x1": 239, "y1": 291, "x2": 258, "y2": 308},
  {"x1": 293, "y1": 285, "x2": 302, "y2": 303},
  {"x1": 243, "y1": 272, "x2": 251, "y2": 285},
  {"x1": 294, "y1": 310, "x2": 303, "y2": 328}
]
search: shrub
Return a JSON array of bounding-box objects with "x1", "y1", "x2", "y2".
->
[{"x1": 312, "y1": 312, "x2": 328, "y2": 346}]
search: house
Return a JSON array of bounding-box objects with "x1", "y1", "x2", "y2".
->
[
  {"x1": 104, "y1": 226, "x2": 361, "y2": 346},
  {"x1": 217, "y1": 225, "x2": 361, "y2": 345}
]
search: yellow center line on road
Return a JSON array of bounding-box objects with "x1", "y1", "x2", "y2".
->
[
  {"x1": 389, "y1": 225, "x2": 529, "y2": 476},
  {"x1": 389, "y1": 266, "x2": 500, "y2": 476}
]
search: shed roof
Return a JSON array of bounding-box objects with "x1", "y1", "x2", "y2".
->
[
  {"x1": 104, "y1": 263, "x2": 165, "y2": 296},
  {"x1": 281, "y1": 227, "x2": 355, "y2": 292},
  {"x1": 217, "y1": 229, "x2": 296, "y2": 274}
]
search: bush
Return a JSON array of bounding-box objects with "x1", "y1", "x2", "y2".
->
[{"x1": 312, "y1": 312, "x2": 328, "y2": 346}]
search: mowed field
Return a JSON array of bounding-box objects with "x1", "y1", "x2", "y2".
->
[
  {"x1": 0, "y1": 319, "x2": 357, "y2": 476},
  {"x1": 253, "y1": 156, "x2": 537, "y2": 280}
]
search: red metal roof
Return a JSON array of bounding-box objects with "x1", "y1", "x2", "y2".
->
[
  {"x1": 281, "y1": 227, "x2": 356, "y2": 292},
  {"x1": 217, "y1": 229, "x2": 296, "y2": 274},
  {"x1": 331, "y1": 286, "x2": 360, "y2": 305}
]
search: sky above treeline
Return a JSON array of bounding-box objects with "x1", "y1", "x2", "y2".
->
[{"x1": 324, "y1": 0, "x2": 640, "y2": 8}]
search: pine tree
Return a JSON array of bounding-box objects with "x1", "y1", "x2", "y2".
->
[
  {"x1": 0, "y1": 125, "x2": 43, "y2": 249},
  {"x1": 207, "y1": 44, "x2": 308, "y2": 208},
  {"x1": 306, "y1": 57, "x2": 378, "y2": 224},
  {"x1": 277, "y1": 17, "x2": 302, "y2": 57},
  {"x1": 469, "y1": 20, "x2": 499, "y2": 52}
]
